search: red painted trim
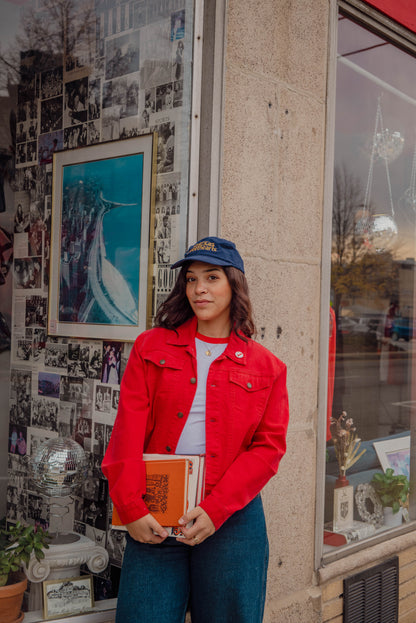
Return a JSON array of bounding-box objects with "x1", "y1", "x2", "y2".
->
[{"x1": 365, "y1": 0, "x2": 416, "y2": 33}]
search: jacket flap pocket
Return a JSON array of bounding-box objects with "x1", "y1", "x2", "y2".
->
[
  {"x1": 143, "y1": 350, "x2": 184, "y2": 370},
  {"x1": 229, "y1": 370, "x2": 272, "y2": 392}
]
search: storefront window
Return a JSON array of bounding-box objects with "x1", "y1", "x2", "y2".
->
[
  {"x1": 325, "y1": 12, "x2": 416, "y2": 551},
  {"x1": 0, "y1": 0, "x2": 198, "y2": 618}
]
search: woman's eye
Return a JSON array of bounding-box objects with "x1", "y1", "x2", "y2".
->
[
  {"x1": 208, "y1": 275, "x2": 218, "y2": 280},
  {"x1": 186, "y1": 276, "x2": 195, "y2": 283}
]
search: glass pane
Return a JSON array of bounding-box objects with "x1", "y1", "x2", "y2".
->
[
  {"x1": 325, "y1": 13, "x2": 416, "y2": 550},
  {"x1": 0, "y1": 0, "x2": 196, "y2": 618}
]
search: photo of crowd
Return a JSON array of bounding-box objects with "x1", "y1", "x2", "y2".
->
[{"x1": 40, "y1": 96, "x2": 63, "y2": 134}]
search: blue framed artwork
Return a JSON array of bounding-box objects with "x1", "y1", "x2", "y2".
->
[{"x1": 48, "y1": 134, "x2": 156, "y2": 340}]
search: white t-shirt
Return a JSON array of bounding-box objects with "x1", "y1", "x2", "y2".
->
[{"x1": 175, "y1": 335, "x2": 228, "y2": 455}]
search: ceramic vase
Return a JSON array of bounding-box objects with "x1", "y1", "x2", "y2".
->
[{"x1": 383, "y1": 506, "x2": 403, "y2": 528}]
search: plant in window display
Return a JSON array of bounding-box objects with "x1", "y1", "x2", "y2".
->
[
  {"x1": 0, "y1": 521, "x2": 50, "y2": 623},
  {"x1": 370, "y1": 469, "x2": 409, "y2": 515},
  {"x1": 0, "y1": 521, "x2": 50, "y2": 586},
  {"x1": 330, "y1": 411, "x2": 366, "y2": 486}
]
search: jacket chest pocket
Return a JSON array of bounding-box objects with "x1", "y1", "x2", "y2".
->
[
  {"x1": 228, "y1": 370, "x2": 273, "y2": 423},
  {"x1": 143, "y1": 350, "x2": 186, "y2": 398}
]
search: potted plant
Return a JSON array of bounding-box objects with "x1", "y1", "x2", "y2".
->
[
  {"x1": 0, "y1": 521, "x2": 50, "y2": 623},
  {"x1": 370, "y1": 468, "x2": 409, "y2": 527}
]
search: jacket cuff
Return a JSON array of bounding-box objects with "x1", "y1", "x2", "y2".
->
[
  {"x1": 198, "y1": 497, "x2": 228, "y2": 531},
  {"x1": 115, "y1": 499, "x2": 149, "y2": 525}
]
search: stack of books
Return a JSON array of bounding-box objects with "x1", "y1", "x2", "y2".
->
[{"x1": 111, "y1": 454, "x2": 206, "y2": 537}]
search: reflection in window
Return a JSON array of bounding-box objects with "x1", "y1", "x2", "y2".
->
[
  {"x1": 325, "y1": 13, "x2": 416, "y2": 550},
  {"x1": 0, "y1": 0, "x2": 196, "y2": 618}
]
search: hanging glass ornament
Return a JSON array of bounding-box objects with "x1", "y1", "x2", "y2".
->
[
  {"x1": 367, "y1": 214, "x2": 398, "y2": 252},
  {"x1": 403, "y1": 187, "x2": 416, "y2": 209},
  {"x1": 399, "y1": 139, "x2": 416, "y2": 214},
  {"x1": 361, "y1": 96, "x2": 400, "y2": 252},
  {"x1": 375, "y1": 129, "x2": 404, "y2": 162}
]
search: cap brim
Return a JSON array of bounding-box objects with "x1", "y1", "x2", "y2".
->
[{"x1": 170, "y1": 254, "x2": 233, "y2": 270}]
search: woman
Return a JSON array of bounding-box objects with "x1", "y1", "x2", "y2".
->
[
  {"x1": 102, "y1": 236, "x2": 289, "y2": 623},
  {"x1": 14, "y1": 203, "x2": 29, "y2": 233}
]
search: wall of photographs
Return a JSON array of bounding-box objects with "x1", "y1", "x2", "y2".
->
[{"x1": 3, "y1": 0, "x2": 195, "y2": 610}]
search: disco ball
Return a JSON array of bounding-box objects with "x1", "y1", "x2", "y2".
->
[
  {"x1": 368, "y1": 214, "x2": 398, "y2": 252},
  {"x1": 30, "y1": 437, "x2": 88, "y2": 497}
]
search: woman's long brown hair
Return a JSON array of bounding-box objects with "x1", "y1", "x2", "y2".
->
[{"x1": 154, "y1": 264, "x2": 256, "y2": 339}]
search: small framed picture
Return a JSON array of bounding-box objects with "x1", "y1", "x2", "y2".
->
[
  {"x1": 373, "y1": 435, "x2": 410, "y2": 478},
  {"x1": 43, "y1": 575, "x2": 94, "y2": 619}
]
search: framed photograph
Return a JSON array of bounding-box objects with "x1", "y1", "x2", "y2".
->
[
  {"x1": 373, "y1": 436, "x2": 410, "y2": 478},
  {"x1": 48, "y1": 134, "x2": 157, "y2": 340},
  {"x1": 42, "y1": 574, "x2": 94, "y2": 619}
]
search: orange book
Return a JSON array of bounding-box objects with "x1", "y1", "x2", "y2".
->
[
  {"x1": 143, "y1": 458, "x2": 189, "y2": 526},
  {"x1": 111, "y1": 456, "x2": 190, "y2": 529}
]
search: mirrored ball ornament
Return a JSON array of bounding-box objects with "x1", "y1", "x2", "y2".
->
[
  {"x1": 368, "y1": 214, "x2": 398, "y2": 252},
  {"x1": 30, "y1": 437, "x2": 88, "y2": 497}
]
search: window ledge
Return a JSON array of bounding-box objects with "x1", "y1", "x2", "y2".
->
[
  {"x1": 318, "y1": 522, "x2": 416, "y2": 584},
  {"x1": 23, "y1": 600, "x2": 117, "y2": 623}
]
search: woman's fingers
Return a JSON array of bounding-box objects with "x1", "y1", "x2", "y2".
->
[
  {"x1": 177, "y1": 506, "x2": 215, "y2": 546},
  {"x1": 126, "y1": 513, "x2": 169, "y2": 543}
]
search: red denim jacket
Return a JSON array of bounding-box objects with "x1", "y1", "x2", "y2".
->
[{"x1": 101, "y1": 316, "x2": 289, "y2": 530}]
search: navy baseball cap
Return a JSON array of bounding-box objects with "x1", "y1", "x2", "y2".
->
[{"x1": 171, "y1": 236, "x2": 245, "y2": 273}]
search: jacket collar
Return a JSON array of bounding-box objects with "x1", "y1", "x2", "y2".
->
[
  {"x1": 165, "y1": 316, "x2": 197, "y2": 346},
  {"x1": 165, "y1": 316, "x2": 248, "y2": 365}
]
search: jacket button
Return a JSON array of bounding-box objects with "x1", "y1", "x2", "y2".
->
[
  {"x1": 159, "y1": 359, "x2": 166, "y2": 365},
  {"x1": 190, "y1": 377, "x2": 197, "y2": 384},
  {"x1": 210, "y1": 453, "x2": 217, "y2": 458},
  {"x1": 177, "y1": 412, "x2": 184, "y2": 418},
  {"x1": 210, "y1": 418, "x2": 216, "y2": 422},
  {"x1": 247, "y1": 382, "x2": 252, "y2": 389},
  {"x1": 166, "y1": 445, "x2": 172, "y2": 452}
]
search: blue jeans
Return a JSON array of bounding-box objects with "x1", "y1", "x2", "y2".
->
[{"x1": 115, "y1": 495, "x2": 269, "y2": 623}]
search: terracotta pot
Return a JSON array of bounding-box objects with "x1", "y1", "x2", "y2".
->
[{"x1": 0, "y1": 574, "x2": 27, "y2": 623}]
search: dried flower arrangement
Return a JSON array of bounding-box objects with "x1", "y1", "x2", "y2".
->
[{"x1": 330, "y1": 411, "x2": 366, "y2": 485}]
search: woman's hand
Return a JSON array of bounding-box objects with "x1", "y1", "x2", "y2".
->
[
  {"x1": 177, "y1": 506, "x2": 215, "y2": 546},
  {"x1": 126, "y1": 514, "x2": 169, "y2": 544}
]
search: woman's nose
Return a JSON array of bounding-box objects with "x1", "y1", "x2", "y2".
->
[{"x1": 195, "y1": 280, "x2": 207, "y2": 293}]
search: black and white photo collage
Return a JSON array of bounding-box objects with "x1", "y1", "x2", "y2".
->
[
  {"x1": 12, "y1": 0, "x2": 189, "y2": 328},
  {"x1": 8, "y1": 0, "x2": 192, "y2": 602},
  {"x1": 7, "y1": 337, "x2": 132, "y2": 592}
]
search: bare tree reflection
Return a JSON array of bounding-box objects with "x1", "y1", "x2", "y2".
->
[
  {"x1": 331, "y1": 164, "x2": 398, "y2": 335},
  {"x1": 0, "y1": 0, "x2": 95, "y2": 92}
]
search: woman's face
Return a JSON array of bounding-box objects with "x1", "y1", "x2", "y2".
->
[{"x1": 185, "y1": 261, "x2": 232, "y2": 336}]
